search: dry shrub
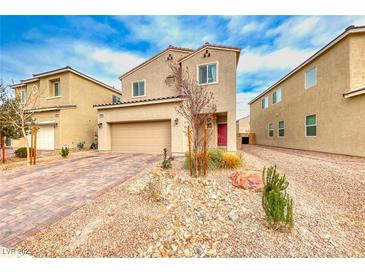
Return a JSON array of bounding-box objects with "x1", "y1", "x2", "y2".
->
[
  {"x1": 147, "y1": 167, "x2": 163, "y2": 201},
  {"x1": 221, "y1": 152, "x2": 242, "y2": 169}
]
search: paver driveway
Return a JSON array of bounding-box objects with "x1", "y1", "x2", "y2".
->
[{"x1": 0, "y1": 152, "x2": 160, "y2": 247}]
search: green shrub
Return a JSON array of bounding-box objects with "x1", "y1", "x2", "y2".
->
[
  {"x1": 161, "y1": 148, "x2": 171, "y2": 169},
  {"x1": 221, "y1": 152, "x2": 242, "y2": 169},
  {"x1": 207, "y1": 148, "x2": 224, "y2": 169},
  {"x1": 60, "y1": 146, "x2": 69, "y2": 158},
  {"x1": 185, "y1": 148, "x2": 232, "y2": 174},
  {"x1": 14, "y1": 147, "x2": 29, "y2": 158},
  {"x1": 262, "y1": 166, "x2": 293, "y2": 230}
]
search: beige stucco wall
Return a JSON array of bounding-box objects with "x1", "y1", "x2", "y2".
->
[
  {"x1": 181, "y1": 48, "x2": 238, "y2": 151},
  {"x1": 121, "y1": 49, "x2": 191, "y2": 100},
  {"x1": 250, "y1": 34, "x2": 365, "y2": 157},
  {"x1": 349, "y1": 33, "x2": 365, "y2": 91},
  {"x1": 237, "y1": 116, "x2": 250, "y2": 134},
  {"x1": 12, "y1": 71, "x2": 121, "y2": 149}
]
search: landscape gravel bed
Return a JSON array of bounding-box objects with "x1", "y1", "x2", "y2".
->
[{"x1": 16, "y1": 146, "x2": 365, "y2": 257}]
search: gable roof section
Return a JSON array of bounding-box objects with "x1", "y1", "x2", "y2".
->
[
  {"x1": 248, "y1": 25, "x2": 365, "y2": 105},
  {"x1": 119, "y1": 46, "x2": 194, "y2": 79},
  {"x1": 94, "y1": 95, "x2": 182, "y2": 109},
  {"x1": 11, "y1": 66, "x2": 121, "y2": 94},
  {"x1": 178, "y1": 43, "x2": 241, "y2": 63}
]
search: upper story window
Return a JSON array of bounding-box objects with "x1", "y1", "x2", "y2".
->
[
  {"x1": 273, "y1": 88, "x2": 282, "y2": 104},
  {"x1": 198, "y1": 63, "x2": 217, "y2": 85},
  {"x1": 305, "y1": 67, "x2": 317, "y2": 89},
  {"x1": 132, "y1": 80, "x2": 145, "y2": 97},
  {"x1": 112, "y1": 95, "x2": 121, "y2": 103},
  {"x1": 50, "y1": 80, "x2": 61, "y2": 97},
  {"x1": 305, "y1": 114, "x2": 317, "y2": 137},
  {"x1": 20, "y1": 89, "x2": 27, "y2": 104},
  {"x1": 268, "y1": 123, "x2": 274, "y2": 137},
  {"x1": 261, "y1": 96, "x2": 269, "y2": 109},
  {"x1": 278, "y1": 121, "x2": 285, "y2": 137}
]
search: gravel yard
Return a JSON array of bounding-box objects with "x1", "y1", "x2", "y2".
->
[{"x1": 16, "y1": 146, "x2": 365, "y2": 257}]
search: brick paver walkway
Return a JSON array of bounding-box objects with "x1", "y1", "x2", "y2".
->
[{"x1": 0, "y1": 152, "x2": 160, "y2": 247}]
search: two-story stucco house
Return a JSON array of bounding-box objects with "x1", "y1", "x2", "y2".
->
[
  {"x1": 95, "y1": 43, "x2": 241, "y2": 155},
  {"x1": 11, "y1": 66, "x2": 122, "y2": 150},
  {"x1": 249, "y1": 25, "x2": 365, "y2": 157}
]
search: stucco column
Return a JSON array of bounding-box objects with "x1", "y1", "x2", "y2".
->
[
  {"x1": 98, "y1": 120, "x2": 111, "y2": 151},
  {"x1": 227, "y1": 111, "x2": 236, "y2": 151}
]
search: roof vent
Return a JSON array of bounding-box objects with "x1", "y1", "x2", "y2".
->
[
  {"x1": 204, "y1": 42, "x2": 210, "y2": 45},
  {"x1": 346, "y1": 25, "x2": 355, "y2": 31}
]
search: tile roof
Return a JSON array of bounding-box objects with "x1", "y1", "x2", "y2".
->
[
  {"x1": 177, "y1": 42, "x2": 241, "y2": 63},
  {"x1": 11, "y1": 66, "x2": 121, "y2": 94},
  {"x1": 119, "y1": 46, "x2": 194, "y2": 79},
  {"x1": 93, "y1": 95, "x2": 182, "y2": 108}
]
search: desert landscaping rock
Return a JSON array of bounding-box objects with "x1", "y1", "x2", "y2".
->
[{"x1": 14, "y1": 146, "x2": 365, "y2": 257}]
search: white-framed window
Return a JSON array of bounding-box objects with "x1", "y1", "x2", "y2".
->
[
  {"x1": 20, "y1": 89, "x2": 27, "y2": 104},
  {"x1": 112, "y1": 95, "x2": 121, "y2": 103},
  {"x1": 53, "y1": 81, "x2": 61, "y2": 96},
  {"x1": 278, "y1": 121, "x2": 285, "y2": 137},
  {"x1": 261, "y1": 96, "x2": 269, "y2": 109},
  {"x1": 273, "y1": 88, "x2": 282, "y2": 104},
  {"x1": 305, "y1": 114, "x2": 317, "y2": 137},
  {"x1": 198, "y1": 63, "x2": 218, "y2": 85},
  {"x1": 268, "y1": 123, "x2": 274, "y2": 137},
  {"x1": 132, "y1": 80, "x2": 145, "y2": 97},
  {"x1": 305, "y1": 67, "x2": 317, "y2": 89}
]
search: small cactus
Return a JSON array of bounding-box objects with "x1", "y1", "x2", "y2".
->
[{"x1": 262, "y1": 166, "x2": 293, "y2": 230}]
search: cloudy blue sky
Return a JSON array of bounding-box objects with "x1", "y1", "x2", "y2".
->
[{"x1": 1, "y1": 15, "x2": 365, "y2": 118}]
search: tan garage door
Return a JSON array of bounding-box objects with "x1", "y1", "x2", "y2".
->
[{"x1": 111, "y1": 120, "x2": 171, "y2": 154}]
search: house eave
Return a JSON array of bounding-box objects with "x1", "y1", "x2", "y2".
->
[
  {"x1": 248, "y1": 25, "x2": 365, "y2": 105},
  {"x1": 343, "y1": 87, "x2": 365, "y2": 98},
  {"x1": 94, "y1": 97, "x2": 182, "y2": 110}
]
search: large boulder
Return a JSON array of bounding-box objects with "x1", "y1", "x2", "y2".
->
[{"x1": 229, "y1": 171, "x2": 263, "y2": 191}]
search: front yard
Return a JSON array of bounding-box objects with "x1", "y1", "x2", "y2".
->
[{"x1": 14, "y1": 145, "x2": 365, "y2": 257}]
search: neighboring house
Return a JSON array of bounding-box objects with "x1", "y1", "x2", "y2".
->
[
  {"x1": 249, "y1": 25, "x2": 365, "y2": 157},
  {"x1": 95, "y1": 43, "x2": 240, "y2": 155},
  {"x1": 237, "y1": 115, "x2": 250, "y2": 134},
  {"x1": 11, "y1": 66, "x2": 122, "y2": 150},
  {"x1": 236, "y1": 116, "x2": 250, "y2": 146}
]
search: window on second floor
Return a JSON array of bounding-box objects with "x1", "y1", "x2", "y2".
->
[
  {"x1": 112, "y1": 95, "x2": 121, "y2": 103},
  {"x1": 305, "y1": 114, "x2": 317, "y2": 137},
  {"x1": 273, "y1": 88, "x2": 282, "y2": 104},
  {"x1": 261, "y1": 96, "x2": 269, "y2": 109},
  {"x1": 132, "y1": 80, "x2": 145, "y2": 97},
  {"x1": 268, "y1": 123, "x2": 274, "y2": 137},
  {"x1": 21, "y1": 89, "x2": 27, "y2": 104},
  {"x1": 278, "y1": 121, "x2": 285, "y2": 137},
  {"x1": 305, "y1": 67, "x2": 317, "y2": 89},
  {"x1": 198, "y1": 63, "x2": 217, "y2": 85},
  {"x1": 50, "y1": 80, "x2": 61, "y2": 97}
]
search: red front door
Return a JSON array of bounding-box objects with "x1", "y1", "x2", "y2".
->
[{"x1": 218, "y1": 124, "x2": 227, "y2": 146}]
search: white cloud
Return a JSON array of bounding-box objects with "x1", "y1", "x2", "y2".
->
[
  {"x1": 236, "y1": 91, "x2": 261, "y2": 119},
  {"x1": 267, "y1": 16, "x2": 365, "y2": 48},
  {"x1": 1, "y1": 39, "x2": 145, "y2": 89},
  {"x1": 115, "y1": 16, "x2": 217, "y2": 49},
  {"x1": 238, "y1": 47, "x2": 315, "y2": 73}
]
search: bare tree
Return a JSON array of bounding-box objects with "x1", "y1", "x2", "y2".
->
[
  {"x1": 0, "y1": 82, "x2": 40, "y2": 164},
  {"x1": 167, "y1": 61, "x2": 217, "y2": 177}
]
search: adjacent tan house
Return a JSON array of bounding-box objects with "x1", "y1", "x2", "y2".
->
[
  {"x1": 236, "y1": 115, "x2": 250, "y2": 147},
  {"x1": 249, "y1": 25, "x2": 365, "y2": 157},
  {"x1": 11, "y1": 67, "x2": 122, "y2": 150},
  {"x1": 95, "y1": 43, "x2": 241, "y2": 155}
]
